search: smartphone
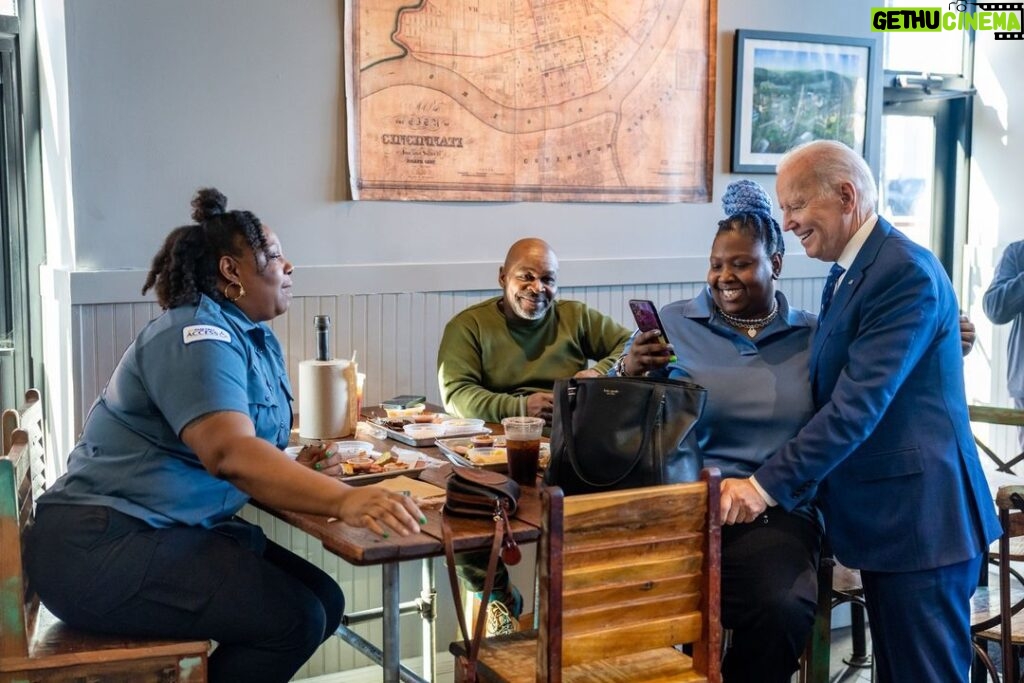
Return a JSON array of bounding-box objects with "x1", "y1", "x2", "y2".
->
[
  {"x1": 380, "y1": 394, "x2": 426, "y2": 409},
  {"x1": 628, "y1": 299, "x2": 669, "y2": 345}
]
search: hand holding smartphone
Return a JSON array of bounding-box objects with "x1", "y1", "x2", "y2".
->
[
  {"x1": 627, "y1": 300, "x2": 677, "y2": 369},
  {"x1": 628, "y1": 299, "x2": 669, "y2": 345}
]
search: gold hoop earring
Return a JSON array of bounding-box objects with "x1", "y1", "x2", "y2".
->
[{"x1": 224, "y1": 281, "x2": 246, "y2": 302}]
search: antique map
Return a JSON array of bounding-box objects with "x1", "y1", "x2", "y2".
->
[{"x1": 346, "y1": 0, "x2": 715, "y2": 202}]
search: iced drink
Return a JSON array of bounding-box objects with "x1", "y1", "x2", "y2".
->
[{"x1": 501, "y1": 416, "x2": 545, "y2": 486}]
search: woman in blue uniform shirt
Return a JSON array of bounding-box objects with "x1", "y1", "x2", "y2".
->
[{"x1": 25, "y1": 188, "x2": 424, "y2": 683}]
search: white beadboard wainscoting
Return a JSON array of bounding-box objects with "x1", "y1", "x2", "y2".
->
[
  {"x1": 69, "y1": 278, "x2": 830, "y2": 438},
  {"x1": 67, "y1": 276, "x2": 833, "y2": 680}
]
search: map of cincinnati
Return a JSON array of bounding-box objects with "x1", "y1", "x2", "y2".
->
[{"x1": 346, "y1": 0, "x2": 715, "y2": 202}]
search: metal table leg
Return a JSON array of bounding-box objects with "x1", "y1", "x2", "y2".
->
[
  {"x1": 420, "y1": 558, "x2": 437, "y2": 682},
  {"x1": 383, "y1": 562, "x2": 401, "y2": 682},
  {"x1": 332, "y1": 560, "x2": 432, "y2": 683}
]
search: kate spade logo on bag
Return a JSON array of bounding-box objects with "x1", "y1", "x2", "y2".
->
[{"x1": 602, "y1": 388, "x2": 620, "y2": 396}]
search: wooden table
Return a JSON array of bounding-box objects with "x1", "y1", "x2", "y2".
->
[
  {"x1": 969, "y1": 405, "x2": 1024, "y2": 474},
  {"x1": 255, "y1": 419, "x2": 542, "y2": 683}
]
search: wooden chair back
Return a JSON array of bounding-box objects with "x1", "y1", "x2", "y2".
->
[
  {"x1": 2, "y1": 388, "x2": 44, "y2": 501},
  {"x1": 538, "y1": 470, "x2": 722, "y2": 682},
  {"x1": 992, "y1": 485, "x2": 1024, "y2": 680},
  {"x1": 2, "y1": 388, "x2": 41, "y2": 451},
  {"x1": 0, "y1": 429, "x2": 38, "y2": 661}
]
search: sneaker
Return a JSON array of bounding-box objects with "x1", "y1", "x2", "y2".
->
[{"x1": 482, "y1": 586, "x2": 523, "y2": 637}]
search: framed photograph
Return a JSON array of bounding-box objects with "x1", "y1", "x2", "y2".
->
[{"x1": 731, "y1": 30, "x2": 878, "y2": 174}]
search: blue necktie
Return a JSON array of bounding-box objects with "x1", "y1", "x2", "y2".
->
[{"x1": 819, "y1": 264, "x2": 846, "y2": 318}]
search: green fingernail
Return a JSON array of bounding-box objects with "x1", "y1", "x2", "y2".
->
[
  {"x1": 669, "y1": 355, "x2": 678, "y2": 362},
  {"x1": 419, "y1": 516, "x2": 428, "y2": 525},
  {"x1": 314, "y1": 461, "x2": 323, "y2": 470},
  {"x1": 382, "y1": 532, "x2": 390, "y2": 538}
]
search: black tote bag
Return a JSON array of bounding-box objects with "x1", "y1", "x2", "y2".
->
[{"x1": 545, "y1": 375, "x2": 707, "y2": 495}]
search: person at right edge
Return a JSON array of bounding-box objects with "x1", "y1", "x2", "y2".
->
[
  {"x1": 983, "y1": 237, "x2": 1024, "y2": 450},
  {"x1": 720, "y1": 140, "x2": 1000, "y2": 683}
]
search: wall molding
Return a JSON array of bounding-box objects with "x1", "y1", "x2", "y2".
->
[{"x1": 55, "y1": 255, "x2": 829, "y2": 305}]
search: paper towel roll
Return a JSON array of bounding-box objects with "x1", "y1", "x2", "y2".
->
[{"x1": 299, "y1": 359, "x2": 357, "y2": 440}]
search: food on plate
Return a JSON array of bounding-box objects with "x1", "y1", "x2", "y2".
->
[
  {"x1": 347, "y1": 455, "x2": 375, "y2": 473},
  {"x1": 340, "y1": 450, "x2": 413, "y2": 476},
  {"x1": 412, "y1": 412, "x2": 441, "y2": 423},
  {"x1": 470, "y1": 434, "x2": 494, "y2": 447},
  {"x1": 453, "y1": 445, "x2": 470, "y2": 456}
]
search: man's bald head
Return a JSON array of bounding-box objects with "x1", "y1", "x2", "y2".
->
[
  {"x1": 499, "y1": 238, "x2": 559, "y2": 321},
  {"x1": 503, "y1": 238, "x2": 558, "y2": 272}
]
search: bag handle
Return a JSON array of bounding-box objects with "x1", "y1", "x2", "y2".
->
[
  {"x1": 561, "y1": 380, "x2": 666, "y2": 488},
  {"x1": 442, "y1": 501, "x2": 510, "y2": 683}
]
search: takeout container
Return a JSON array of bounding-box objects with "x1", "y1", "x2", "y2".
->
[
  {"x1": 383, "y1": 404, "x2": 427, "y2": 419},
  {"x1": 332, "y1": 440, "x2": 377, "y2": 456},
  {"x1": 442, "y1": 418, "x2": 486, "y2": 435},
  {"x1": 466, "y1": 447, "x2": 507, "y2": 466},
  {"x1": 402, "y1": 423, "x2": 446, "y2": 439}
]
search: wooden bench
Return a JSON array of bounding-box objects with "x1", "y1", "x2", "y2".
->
[
  {"x1": 452, "y1": 470, "x2": 722, "y2": 682},
  {"x1": 1, "y1": 420, "x2": 210, "y2": 682}
]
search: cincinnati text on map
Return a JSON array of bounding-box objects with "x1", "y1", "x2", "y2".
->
[{"x1": 346, "y1": 0, "x2": 715, "y2": 202}]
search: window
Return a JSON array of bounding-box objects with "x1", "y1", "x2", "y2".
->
[
  {"x1": 880, "y1": 0, "x2": 976, "y2": 281},
  {"x1": 0, "y1": 11, "x2": 41, "y2": 411}
]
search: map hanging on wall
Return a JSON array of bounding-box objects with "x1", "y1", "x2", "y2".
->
[{"x1": 345, "y1": 0, "x2": 716, "y2": 203}]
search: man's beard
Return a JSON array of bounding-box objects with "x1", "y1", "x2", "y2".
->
[{"x1": 509, "y1": 293, "x2": 550, "y2": 321}]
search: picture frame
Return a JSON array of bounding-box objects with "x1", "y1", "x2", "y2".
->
[{"x1": 731, "y1": 30, "x2": 878, "y2": 174}]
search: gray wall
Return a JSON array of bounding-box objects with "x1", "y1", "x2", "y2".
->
[{"x1": 58, "y1": 0, "x2": 877, "y2": 277}]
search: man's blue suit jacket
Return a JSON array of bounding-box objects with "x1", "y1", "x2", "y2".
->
[{"x1": 757, "y1": 217, "x2": 1000, "y2": 572}]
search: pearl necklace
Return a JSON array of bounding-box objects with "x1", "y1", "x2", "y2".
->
[{"x1": 716, "y1": 300, "x2": 779, "y2": 338}]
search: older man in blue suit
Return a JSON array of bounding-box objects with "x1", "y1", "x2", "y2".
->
[{"x1": 720, "y1": 140, "x2": 1000, "y2": 682}]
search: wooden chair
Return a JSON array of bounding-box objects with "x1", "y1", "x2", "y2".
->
[
  {"x1": 969, "y1": 405, "x2": 1024, "y2": 474},
  {"x1": 972, "y1": 484, "x2": 1024, "y2": 683},
  {"x1": 451, "y1": 470, "x2": 722, "y2": 683},
  {"x1": 2, "y1": 388, "x2": 42, "y2": 453},
  {"x1": 2, "y1": 389, "x2": 45, "y2": 501},
  {"x1": 0, "y1": 428, "x2": 211, "y2": 682},
  {"x1": 799, "y1": 554, "x2": 872, "y2": 683}
]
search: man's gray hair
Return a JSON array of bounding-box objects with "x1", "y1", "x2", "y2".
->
[{"x1": 778, "y1": 140, "x2": 878, "y2": 214}]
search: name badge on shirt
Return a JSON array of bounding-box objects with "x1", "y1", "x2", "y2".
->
[{"x1": 182, "y1": 324, "x2": 231, "y2": 345}]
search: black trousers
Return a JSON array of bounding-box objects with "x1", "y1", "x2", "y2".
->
[
  {"x1": 25, "y1": 504, "x2": 344, "y2": 683},
  {"x1": 720, "y1": 507, "x2": 823, "y2": 683}
]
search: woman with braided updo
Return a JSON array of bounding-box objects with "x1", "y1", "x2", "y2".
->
[
  {"x1": 616, "y1": 179, "x2": 822, "y2": 683},
  {"x1": 26, "y1": 188, "x2": 424, "y2": 683}
]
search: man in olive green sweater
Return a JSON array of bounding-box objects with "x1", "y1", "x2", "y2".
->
[
  {"x1": 438, "y1": 238, "x2": 630, "y2": 425},
  {"x1": 437, "y1": 237, "x2": 630, "y2": 635}
]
